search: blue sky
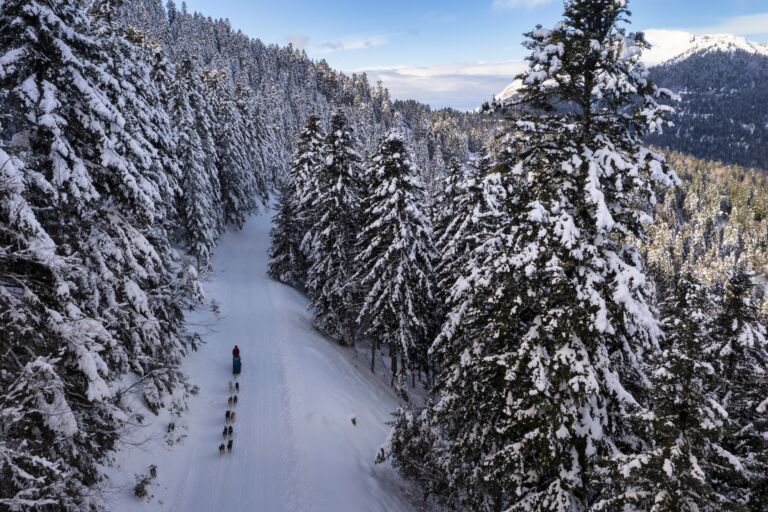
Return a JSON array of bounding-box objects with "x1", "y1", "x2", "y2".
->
[{"x1": 179, "y1": 0, "x2": 768, "y2": 110}]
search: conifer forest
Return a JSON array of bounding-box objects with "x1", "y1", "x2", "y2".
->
[{"x1": 1, "y1": 0, "x2": 768, "y2": 511}]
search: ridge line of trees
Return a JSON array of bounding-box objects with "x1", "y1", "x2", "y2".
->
[
  {"x1": 269, "y1": 1, "x2": 768, "y2": 510},
  {"x1": 270, "y1": 111, "x2": 435, "y2": 399},
  {"x1": 0, "y1": 0, "x2": 493, "y2": 507}
]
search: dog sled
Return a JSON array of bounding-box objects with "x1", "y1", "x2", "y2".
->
[{"x1": 233, "y1": 356, "x2": 241, "y2": 375}]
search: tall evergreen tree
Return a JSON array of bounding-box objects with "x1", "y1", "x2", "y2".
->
[
  {"x1": 269, "y1": 115, "x2": 324, "y2": 287},
  {"x1": 712, "y1": 265, "x2": 768, "y2": 508},
  {"x1": 428, "y1": 149, "x2": 511, "y2": 396},
  {"x1": 171, "y1": 58, "x2": 223, "y2": 267},
  {"x1": 293, "y1": 115, "x2": 326, "y2": 241},
  {"x1": 600, "y1": 274, "x2": 746, "y2": 512},
  {"x1": 431, "y1": 158, "x2": 465, "y2": 302},
  {"x1": 0, "y1": 0, "x2": 193, "y2": 507},
  {"x1": 234, "y1": 82, "x2": 270, "y2": 205},
  {"x1": 382, "y1": 1, "x2": 678, "y2": 509},
  {"x1": 428, "y1": 156, "x2": 467, "y2": 374},
  {"x1": 304, "y1": 112, "x2": 362, "y2": 345},
  {"x1": 356, "y1": 132, "x2": 434, "y2": 398},
  {"x1": 431, "y1": 152, "x2": 505, "y2": 322},
  {"x1": 383, "y1": 145, "x2": 516, "y2": 510},
  {"x1": 203, "y1": 68, "x2": 259, "y2": 228}
]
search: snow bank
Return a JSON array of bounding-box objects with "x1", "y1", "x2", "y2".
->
[{"x1": 103, "y1": 212, "x2": 415, "y2": 512}]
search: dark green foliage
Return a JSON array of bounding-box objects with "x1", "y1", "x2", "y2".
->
[
  {"x1": 602, "y1": 274, "x2": 747, "y2": 512},
  {"x1": 269, "y1": 115, "x2": 325, "y2": 287},
  {"x1": 304, "y1": 112, "x2": 363, "y2": 345},
  {"x1": 649, "y1": 52, "x2": 768, "y2": 172},
  {"x1": 355, "y1": 132, "x2": 434, "y2": 399}
]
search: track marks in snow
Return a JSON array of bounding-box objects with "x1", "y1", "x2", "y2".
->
[{"x1": 105, "y1": 212, "x2": 414, "y2": 512}]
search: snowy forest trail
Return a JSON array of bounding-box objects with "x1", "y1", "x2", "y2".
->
[{"x1": 106, "y1": 212, "x2": 415, "y2": 512}]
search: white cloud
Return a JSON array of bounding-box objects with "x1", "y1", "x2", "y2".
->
[
  {"x1": 355, "y1": 60, "x2": 528, "y2": 111},
  {"x1": 493, "y1": 0, "x2": 555, "y2": 9},
  {"x1": 310, "y1": 34, "x2": 395, "y2": 54},
  {"x1": 686, "y1": 12, "x2": 768, "y2": 37},
  {"x1": 284, "y1": 34, "x2": 309, "y2": 49}
]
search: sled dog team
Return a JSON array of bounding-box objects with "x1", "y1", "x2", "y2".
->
[{"x1": 219, "y1": 346, "x2": 241, "y2": 456}]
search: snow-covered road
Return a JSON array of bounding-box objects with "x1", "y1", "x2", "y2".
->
[{"x1": 106, "y1": 212, "x2": 414, "y2": 512}]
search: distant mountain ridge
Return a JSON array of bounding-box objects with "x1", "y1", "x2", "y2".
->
[
  {"x1": 648, "y1": 48, "x2": 768, "y2": 171},
  {"x1": 494, "y1": 30, "x2": 768, "y2": 103},
  {"x1": 491, "y1": 30, "x2": 768, "y2": 171},
  {"x1": 642, "y1": 29, "x2": 768, "y2": 66}
]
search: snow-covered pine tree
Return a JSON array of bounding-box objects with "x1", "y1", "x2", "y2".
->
[
  {"x1": 171, "y1": 58, "x2": 224, "y2": 267},
  {"x1": 356, "y1": 132, "x2": 434, "y2": 398},
  {"x1": 427, "y1": 157, "x2": 464, "y2": 365},
  {"x1": 292, "y1": 115, "x2": 326, "y2": 240},
  {"x1": 599, "y1": 274, "x2": 745, "y2": 511},
  {"x1": 251, "y1": 89, "x2": 285, "y2": 186},
  {"x1": 0, "y1": 0, "x2": 193, "y2": 506},
  {"x1": 431, "y1": 158, "x2": 463, "y2": 279},
  {"x1": 91, "y1": 0, "x2": 181, "y2": 214},
  {"x1": 431, "y1": 152, "x2": 505, "y2": 321},
  {"x1": 269, "y1": 115, "x2": 325, "y2": 287},
  {"x1": 0, "y1": 146, "x2": 98, "y2": 510},
  {"x1": 304, "y1": 111, "x2": 362, "y2": 346},
  {"x1": 148, "y1": 38, "x2": 173, "y2": 103},
  {"x1": 381, "y1": 144, "x2": 516, "y2": 510},
  {"x1": 711, "y1": 265, "x2": 768, "y2": 507},
  {"x1": 269, "y1": 183, "x2": 304, "y2": 288},
  {"x1": 426, "y1": 150, "x2": 514, "y2": 400},
  {"x1": 203, "y1": 68, "x2": 259, "y2": 228},
  {"x1": 382, "y1": 1, "x2": 678, "y2": 509},
  {"x1": 234, "y1": 82, "x2": 270, "y2": 206}
]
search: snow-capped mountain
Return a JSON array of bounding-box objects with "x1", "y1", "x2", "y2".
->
[
  {"x1": 647, "y1": 46, "x2": 768, "y2": 171},
  {"x1": 642, "y1": 29, "x2": 768, "y2": 67},
  {"x1": 494, "y1": 30, "x2": 768, "y2": 102},
  {"x1": 491, "y1": 30, "x2": 768, "y2": 171},
  {"x1": 495, "y1": 79, "x2": 524, "y2": 103},
  {"x1": 643, "y1": 31, "x2": 768, "y2": 171}
]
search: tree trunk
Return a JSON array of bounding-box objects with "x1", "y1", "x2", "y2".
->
[
  {"x1": 370, "y1": 340, "x2": 376, "y2": 373},
  {"x1": 493, "y1": 491, "x2": 503, "y2": 512},
  {"x1": 390, "y1": 344, "x2": 398, "y2": 388}
]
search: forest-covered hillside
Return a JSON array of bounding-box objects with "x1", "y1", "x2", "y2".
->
[
  {"x1": 120, "y1": 0, "x2": 498, "y2": 185},
  {"x1": 649, "y1": 151, "x2": 768, "y2": 284},
  {"x1": 648, "y1": 51, "x2": 768, "y2": 171},
  {"x1": 266, "y1": 2, "x2": 768, "y2": 510},
  {"x1": 2, "y1": 0, "x2": 767, "y2": 511}
]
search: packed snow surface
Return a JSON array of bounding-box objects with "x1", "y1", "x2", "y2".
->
[{"x1": 105, "y1": 212, "x2": 414, "y2": 512}]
